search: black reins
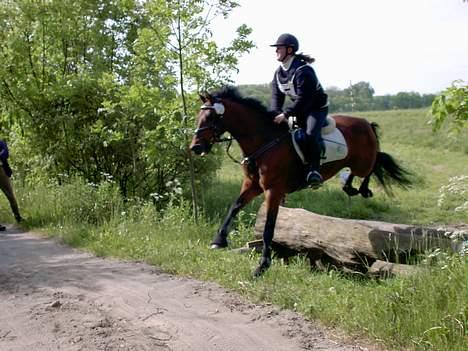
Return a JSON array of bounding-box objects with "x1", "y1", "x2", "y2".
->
[{"x1": 240, "y1": 133, "x2": 289, "y2": 172}]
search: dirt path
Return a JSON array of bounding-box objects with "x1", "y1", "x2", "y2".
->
[{"x1": 0, "y1": 226, "x2": 376, "y2": 351}]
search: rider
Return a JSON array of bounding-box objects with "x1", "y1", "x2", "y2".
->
[{"x1": 270, "y1": 33, "x2": 328, "y2": 189}]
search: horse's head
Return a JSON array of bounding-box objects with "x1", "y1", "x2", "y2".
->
[{"x1": 190, "y1": 92, "x2": 226, "y2": 156}]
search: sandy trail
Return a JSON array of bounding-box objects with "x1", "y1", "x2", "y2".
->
[{"x1": 0, "y1": 226, "x2": 374, "y2": 351}]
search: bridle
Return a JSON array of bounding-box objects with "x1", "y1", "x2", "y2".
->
[
  {"x1": 194, "y1": 103, "x2": 230, "y2": 143},
  {"x1": 193, "y1": 102, "x2": 241, "y2": 164},
  {"x1": 193, "y1": 101, "x2": 289, "y2": 171}
]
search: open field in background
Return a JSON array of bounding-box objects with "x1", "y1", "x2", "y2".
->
[{"x1": 1, "y1": 108, "x2": 466, "y2": 351}]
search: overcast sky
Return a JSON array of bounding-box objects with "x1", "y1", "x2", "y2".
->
[{"x1": 211, "y1": 0, "x2": 468, "y2": 95}]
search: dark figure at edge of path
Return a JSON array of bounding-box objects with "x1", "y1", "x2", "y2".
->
[{"x1": 0, "y1": 139, "x2": 22, "y2": 230}]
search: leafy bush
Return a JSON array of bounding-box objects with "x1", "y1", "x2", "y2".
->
[{"x1": 431, "y1": 80, "x2": 468, "y2": 134}]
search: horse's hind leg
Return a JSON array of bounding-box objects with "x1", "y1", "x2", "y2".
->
[
  {"x1": 342, "y1": 174, "x2": 360, "y2": 197},
  {"x1": 0, "y1": 168, "x2": 22, "y2": 222},
  {"x1": 358, "y1": 175, "x2": 373, "y2": 198},
  {"x1": 211, "y1": 179, "x2": 262, "y2": 249}
]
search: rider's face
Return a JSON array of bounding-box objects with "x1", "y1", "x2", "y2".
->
[{"x1": 275, "y1": 46, "x2": 289, "y2": 62}]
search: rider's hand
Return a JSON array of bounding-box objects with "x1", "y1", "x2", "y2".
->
[{"x1": 273, "y1": 113, "x2": 287, "y2": 124}]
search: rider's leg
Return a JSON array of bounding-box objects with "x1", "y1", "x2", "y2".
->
[{"x1": 305, "y1": 108, "x2": 328, "y2": 188}]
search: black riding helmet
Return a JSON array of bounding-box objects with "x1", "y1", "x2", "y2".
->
[{"x1": 270, "y1": 33, "x2": 299, "y2": 52}]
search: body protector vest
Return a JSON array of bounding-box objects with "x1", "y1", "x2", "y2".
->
[
  {"x1": 272, "y1": 58, "x2": 328, "y2": 117},
  {"x1": 276, "y1": 66, "x2": 306, "y2": 100}
]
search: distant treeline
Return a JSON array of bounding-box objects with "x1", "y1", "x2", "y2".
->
[{"x1": 239, "y1": 81, "x2": 436, "y2": 113}]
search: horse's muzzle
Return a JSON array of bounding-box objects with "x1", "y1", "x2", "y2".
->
[{"x1": 190, "y1": 143, "x2": 212, "y2": 156}]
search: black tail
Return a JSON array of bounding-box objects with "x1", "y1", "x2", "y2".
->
[{"x1": 370, "y1": 122, "x2": 413, "y2": 195}]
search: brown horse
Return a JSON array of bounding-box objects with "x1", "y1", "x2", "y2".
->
[{"x1": 190, "y1": 86, "x2": 412, "y2": 277}]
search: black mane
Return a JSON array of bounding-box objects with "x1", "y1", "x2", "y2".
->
[{"x1": 212, "y1": 86, "x2": 277, "y2": 120}]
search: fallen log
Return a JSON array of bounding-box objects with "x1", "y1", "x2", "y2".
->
[
  {"x1": 253, "y1": 204, "x2": 463, "y2": 274},
  {"x1": 367, "y1": 260, "x2": 423, "y2": 278}
]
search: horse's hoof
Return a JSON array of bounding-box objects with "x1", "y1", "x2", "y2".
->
[
  {"x1": 210, "y1": 243, "x2": 227, "y2": 249},
  {"x1": 360, "y1": 189, "x2": 373, "y2": 198},
  {"x1": 252, "y1": 257, "x2": 271, "y2": 278},
  {"x1": 343, "y1": 186, "x2": 359, "y2": 197},
  {"x1": 252, "y1": 266, "x2": 267, "y2": 278},
  {"x1": 0, "y1": 224, "x2": 6, "y2": 231}
]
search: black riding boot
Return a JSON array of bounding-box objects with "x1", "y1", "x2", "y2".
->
[{"x1": 305, "y1": 140, "x2": 323, "y2": 189}]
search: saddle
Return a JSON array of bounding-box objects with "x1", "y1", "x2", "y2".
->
[{"x1": 290, "y1": 116, "x2": 348, "y2": 165}]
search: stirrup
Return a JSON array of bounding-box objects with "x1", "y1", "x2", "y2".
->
[{"x1": 306, "y1": 171, "x2": 323, "y2": 189}]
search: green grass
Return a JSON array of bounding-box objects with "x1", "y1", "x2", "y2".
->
[
  {"x1": 358, "y1": 108, "x2": 468, "y2": 154},
  {"x1": 3, "y1": 108, "x2": 467, "y2": 351}
]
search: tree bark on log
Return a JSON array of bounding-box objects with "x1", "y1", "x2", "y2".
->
[{"x1": 253, "y1": 204, "x2": 461, "y2": 274}]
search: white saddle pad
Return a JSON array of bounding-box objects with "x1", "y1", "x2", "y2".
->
[
  {"x1": 291, "y1": 127, "x2": 348, "y2": 165},
  {"x1": 321, "y1": 128, "x2": 348, "y2": 164}
]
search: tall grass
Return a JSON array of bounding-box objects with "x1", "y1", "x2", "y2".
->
[{"x1": 3, "y1": 108, "x2": 467, "y2": 351}]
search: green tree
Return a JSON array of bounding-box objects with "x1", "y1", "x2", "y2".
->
[
  {"x1": 430, "y1": 80, "x2": 468, "y2": 133},
  {"x1": 139, "y1": 0, "x2": 253, "y2": 216},
  {"x1": 0, "y1": 0, "x2": 147, "y2": 193},
  {"x1": 238, "y1": 84, "x2": 270, "y2": 106},
  {"x1": 0, "y1": 0, "x2": 253, "y2": 208}
]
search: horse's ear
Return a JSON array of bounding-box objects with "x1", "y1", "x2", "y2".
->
[{"x1": 199, "y1": 91, "x2": 213, "y2": 104}]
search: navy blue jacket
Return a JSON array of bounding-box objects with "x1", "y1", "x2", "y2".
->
[
  {"x1": 0, "y1": 140, "x2": 12, "y2": 177},
  {"x1": 271, "y1": 57, "x2": 328, "y2": 120}
]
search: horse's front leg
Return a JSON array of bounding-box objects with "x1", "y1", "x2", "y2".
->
[
  {"x1": 211, "y1": 178, "x2": 262, "y2": 249},
  {"x1": 253, "y1": 188, "x2": 283, "y2": 278}
]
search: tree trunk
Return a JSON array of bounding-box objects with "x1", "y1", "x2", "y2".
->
[{"x1": 253, "y1": 204, "x2": 462, "y2": 274}]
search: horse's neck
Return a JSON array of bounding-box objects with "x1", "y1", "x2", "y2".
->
[
  {"x1": 229, "y1": 129, "x2": 264, "y2": 156},
  {"x1": 225, "y1": 109, "x2": 279, "y2": 157}
]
